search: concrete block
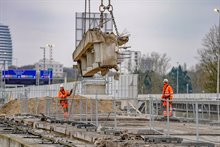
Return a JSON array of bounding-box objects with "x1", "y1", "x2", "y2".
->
[
  {"x1": 54, "y1": 126, "x2": 66, "y2": 134},
  {"x1": 73, "y1": 131, "x2": 94, "y2": 142},
  {"x1": 144, "y1": 136, "x2": 183, "y2": 144},
  {"x1": 36, "y1": 123, "x2": 50, "y2": 130},
  {"x1": 136, "y1": 129, "x2": 163, "y2": 135},
  {"x1": 181, "y1": 142, "x2": 215, "y2": 147}
]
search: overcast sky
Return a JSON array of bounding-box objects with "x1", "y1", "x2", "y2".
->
[{"x1": 0, "y1": 0, "x2": 219, "y2": 68}]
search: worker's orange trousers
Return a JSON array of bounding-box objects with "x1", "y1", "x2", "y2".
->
[{"x1": 60, "y1": 100, "x2": 68, "y2": 112}]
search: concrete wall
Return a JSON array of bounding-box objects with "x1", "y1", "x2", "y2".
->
[{"x1": 0, "y1": 134, "x2": 28, "y2": 147}]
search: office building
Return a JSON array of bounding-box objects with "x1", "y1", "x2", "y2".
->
[
  {"x1": 0, "y1": 24, "x2": 13, "y2": 66},
  {"x1": 120, "y1": 50, "x2": 141, "y2": 74},
  {"x1": 35, "y1": 59, "x2": 63, "y2": 77}
]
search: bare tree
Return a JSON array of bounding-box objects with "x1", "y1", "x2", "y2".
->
[
  {"x1": 137, "y1": 52, "x2": 171, "y2": 94},
  {"x1": 188, "y1": 65, "x2": 207, "y2": 93},
  {"x1": 139, "y1": 52, "x2": 171, "y2": 75},
  {"x1": 198, "y1": 26, "x2": 220, "y2": 92}
]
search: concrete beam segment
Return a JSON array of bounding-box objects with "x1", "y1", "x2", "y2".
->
[{"x1": 73, "y1": 29, "x2": 128, "y2": 77}]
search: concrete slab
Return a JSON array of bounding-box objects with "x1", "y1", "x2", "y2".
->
[
  {"x1": 136, "y1": 129, "x2": 164, "y2": 135},
  {"x1": 144, "y1": 136, "x2": 183, "y2": 144},
  {"x1": 54, "y1": 126, "x2": 67, "y2": 134},
  {"x1": 181, "y1": 142, "x2": 215, "y2": 147},
  {"x1": 210, "y1": 121, "x2": 220, "y2": 126}
]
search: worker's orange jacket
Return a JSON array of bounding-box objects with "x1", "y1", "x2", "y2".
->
[
  {"x1": 161, "y1": 83, "x2": 173, "y2": 106},
  {"x1": 58, "y1": 90, "x2": 70, "y2": 99},
  {"x1": 58, "y1": 90, "x2": 70, "y2": 109}
]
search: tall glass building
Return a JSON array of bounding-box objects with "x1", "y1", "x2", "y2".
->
[{"x1": 0, "y1": 24, "x2": 13, "y2": 66}]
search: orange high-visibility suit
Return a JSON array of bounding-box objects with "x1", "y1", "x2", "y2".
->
[
  {"x1": 58, "y1": 90, "x2": 70, "y2": 111},
  {"x1": 161, "y1": 82, "x2": 173, "y2": 116}
]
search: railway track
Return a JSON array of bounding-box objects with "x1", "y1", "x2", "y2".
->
[
  {"x1": 0, "y1": 114, "x2": 95, "y2": 147},
  {"x1": 0, "y1": 114, "x2": 218, "y2": 147}
]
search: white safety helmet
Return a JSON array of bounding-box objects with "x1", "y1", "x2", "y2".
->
[
  {"x1": 60, "y1": 84, "x2": 64, "y2": 88},
  {"x1": 163, "y1": 79, "x2": 168, "y2": 83}
]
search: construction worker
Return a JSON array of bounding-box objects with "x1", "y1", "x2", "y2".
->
[
  {"x1": 58, "y1": 84, "x2": 73, "y2": 119},
  {"x1": 161, "y1": 79, "x2": 173, "y2": 117}
]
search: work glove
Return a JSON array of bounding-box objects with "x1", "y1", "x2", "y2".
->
[
  {"x1": 167, "y1": 97, "x2": 172, "y2": 105},
  {"x1": 70, "y1": 89, "x2": 73, "y2": 95},
  {"x1": 169, "y1": 99, "x2": 173, "y2": 105}
]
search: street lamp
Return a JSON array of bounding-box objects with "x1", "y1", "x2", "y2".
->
[
  {"x1": 214, "y1": 8, "x2": 220, "y2": 121},
  {"x1": 177, "y1": 62, "x2": 179, "y2": 94},
  {"x1": 46, "y1": 44, "x2": 54, "y2": 85}
]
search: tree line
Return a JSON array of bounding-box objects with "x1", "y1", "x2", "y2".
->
[{"x1": 135, "y1": 25, "x2": 219, "y2": 94}]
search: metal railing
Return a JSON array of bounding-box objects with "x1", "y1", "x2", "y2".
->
[{"x1": 0, "y1": 92, "x2": 216, "y2": 146}]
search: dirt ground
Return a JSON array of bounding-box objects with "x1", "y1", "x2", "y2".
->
[{"x1": 0, "y1": 95, "x2": 114, "y2": 116}]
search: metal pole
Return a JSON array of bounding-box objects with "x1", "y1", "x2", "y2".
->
[
  {"x1": 145, "y1": 98, "x2": 147, "y2": 114},
  {"x1": 90, "y1": 98, "x2": 93, "y2": 123},
  {"x1": 35, "y1": 96, "x2": 38, "y2": 114},
  {"x1": 177, "y1": 63, "x2": 179, "y2": 94},
  {"x1": 3, "y1": 60, "x2": 5, "y2": 87},
  {"x1": 217, "y1": 54, "x2": 220, "y2": 121},
  {"x1": 195, "y1": 101, "x2": 199, "y2": 142},
  {"x1": 72, "y1": 98, "x2": 75, "y2": 121},
  {"x1": 55, "y1": 98, "x2": 58, "y2": 119},
  {"x1": 186, "y1": 102, "x2": 189, "y2": 119},
  {"x1": 80, "y1": 98, "x2": 82, "y2": 121},
  {"x1": 48, "y1": 71, "x2": 51, "y2": 85},
  {"x1": 86, "y1": 97, "x2": 88, "y2": 123},
  {"x1": 214, "y1": 8, "x2": 220, "y2": 121},
  {"x1": 95, "y1": 92, "x2": 98, "y2": 127},
  {"x1": 149, "y1": 97, "x2": 152, "y2": 129},
  {"x1": 166, "y1": 99, "x2": 170, "y2": 137},
  {"x1": 68, "y1": 98, "x2": 72, "y2": 121},
  {"x1": 208, "y1": 102, "x2": 211, "y2": 120},
  {"x1": 202, "y1": 103, "x2": 204, "y2": 120},
  {"x1": 113, "y1": 92, "x2": 117, "y2": 128},
  {"x1": 152, "y1": 98, "x2": 155, "y2": 128},
  {"x1": 156, "y1": 99, "x2": 158, "y2": 115}
]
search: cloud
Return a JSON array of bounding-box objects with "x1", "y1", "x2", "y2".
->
[{"x1": 0, "y1": 0, "x2": 219, "y2": 68}]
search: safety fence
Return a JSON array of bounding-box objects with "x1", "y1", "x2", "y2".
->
[
  {"x1": 0, "y1": 74, "x2": 139, "y2": 103},
  {"x1": 10, "y1": 95, "x2": 220, "y2": 123},
  {"x1": 18, "y1": 96, "x2": 117, "y2": 129},
  {"x1": 138, "y1": 97, "x2": 220, "y2": 121},
  {"x1": 15, "y1": 95, "x2": 219, "y2": 144},
  {"x1": 0, "y1": 82, "x2": 79, "y2": 103},
  {"x1": 146, "y1": 98, "x2": 219, "y2": 145}
]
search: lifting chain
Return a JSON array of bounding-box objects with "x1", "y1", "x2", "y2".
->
[
  {"x1": 99, "y1": 0, "x2": 119, "y2": 36},
  {"x1": 99, "y1": 0, "x2": 105, "y2": 28}
]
